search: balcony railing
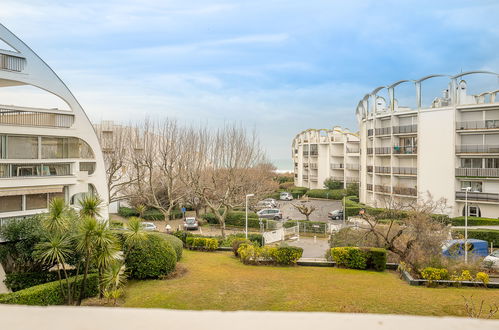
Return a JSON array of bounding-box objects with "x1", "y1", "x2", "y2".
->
[
  {"x1": 393, "y1": 186, "x2": 417, "y2": 196},
  {"x1": 0, "y1": 108, "x2": 74, "y2": 128},
  {"x1": 456, "y1": 168, "x2": 499, "y2": 177},
  {"x1": 375, "y1": 127, "x2": 392, "y2": 135},
  {"x1": 393, "y1": 167, "x2": 417, "y2": 175},
  {"x1": 456, "y1": 145, "x2": 499, "y2": 153},
  {"x1": 375, "y1": 185, "x2": 391, "y2": 193},
  {"x1": 375, "y1": 147, "x2": 391, "y2": 155},
  {"x1": 0, "y1": 163, "x2": 72, "y2": 178},
  {"x1": 375, "y1": 166, "x2": 391, "y2": 174},
  {"x1": 302, "y1": 175, "x2": 308, "y2": 180},
  {"x1": 346, "y1": 177, "x2": 359, "y2": 183},
  {"x1": 367, "y1": 148, "x2": 373, "y2": 155},
  {"x1": 346, "y1": 163, "x2": 359, "y2": 170},
  {"x1": 310, "y1": 163, "x2": 318, "y2": 170},
  {"x1": 346, "y1": 147, "x2": 360, "y2": 153},
  {"x1": 0, "y1": 53, "x2": 26, "y2": 72},
  {"x1": 455, "y1": 191, "x2": 499, "y2": 202},
  {"x1": 366, "y1": 183, "x2": 373, "y2": 191},
  {"x1": 302, "y1": 151, "x2": 309, "y2": 156},
  {"x1": 331, "y1": 163, "x2": 344, "y2": 169},
  {"x1": 310, "y1": 176, "x2": 318, "y2": 181},
  {"x1": 310, "y1": 151, "x2": 318, "y2": 157},
  {"x1": 331, "y1": 176, "x2": 344, "y2": 182},
  {"x1": 393, "y1": 146, "x2": 417, "y2": 155},
  {"x1": 456, "y1": 120, "x2": 499, "y2": 130},
  {"x1": 393, "y1": 124, "x2": 417, "y2": 134}
]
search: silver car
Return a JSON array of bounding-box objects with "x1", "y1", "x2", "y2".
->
[
  {"x1": 483, "y1": 249, "x2": 499, "y2": 270},
  {"x1": 183, "y1": 217, "x2": 199, "y2": 230},
  {"x1": 141, "y1": 222, "x2": 157, "y2": 231},
  {"x1": 257, "y1": 208, "x2": 283, "y2": 220}
]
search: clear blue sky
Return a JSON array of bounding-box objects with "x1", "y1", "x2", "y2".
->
[{"x1": 1, "y1": 1, "x2": 499, "y2": 170}]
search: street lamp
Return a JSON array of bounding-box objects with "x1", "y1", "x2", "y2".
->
[
  {"x1": 461, "y1": 186, "x2": 471, "y2": 264},
  {"x1": 245, "y1": 194, "x2": 255, "y2": 239}
]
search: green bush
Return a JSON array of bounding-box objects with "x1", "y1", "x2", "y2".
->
[
  {"x1": 420, "y1": 267, "x2": 449, "y2": 284},
  {"x1": 109, "y1": 220, "x2": 124, "y2": 228},
  {"x1": 172, "y1": 230, "x2": 194, "y2": 244},
  {"x1": 4, "y1": 270, "x2": 79, "y2": 292},
  {"x1": 118, "y1": 207, "x2": 183, "y2": 220},
  {"x1": 330, "y1": 247, "x2": 387, "y2": 271},
  {"x1": 232, "y1": 238, "x2": 251, "y2": 256},
  {"x1": 452, "y1": 229, "x2": 499, "y2": 246},
  {"x1": 202, "y1": 211, "x2": 270, "y2": 228},
  {"x1": 272, "y1": 246, "x2": 303, "y2": 265},
  {"x1": 451, "y1": 216, "x2": 499, "y2": 226},
  {"x1": 160, "y1": 234, "x2": 184, "y2": 261},
  {"x1": 125, "y1": 234, "x2": 177, "y2": 279},
  {"x1": 236, "y1": 244, "x2": 303, "y2": 265},
  {"x1": 306, "y1": 189, "x2": 346, "y2": 200},
  {"x1": 290, "y1": 186, "x2": 308, "y2": 198},
  {"x1": 185, "y1": 237, "x2": 219, "y2": 251},
  {"x1": 219, "y1": 233, "x2": 263, "y2": 247},
  {"x1": 0, "y1": 274, "x2": 98, "y2": 305},
  {"x1": 324, "y1": 178, "x2": 343, "y2": 190}
]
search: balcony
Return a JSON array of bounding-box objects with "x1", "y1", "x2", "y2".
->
[
  {"x1": 456, "y1": 145, "x2": 499, "y2": 154},
  {"x1": 0, "y1": 107, "x2": 74, "y2": 128},
  {"x1": 346, "y1": 147, "x2": 360, "y2": 153},
  {"x1": 393, "y1": 186, "x2": 417, "y2": 196},
  {"x1": 375, "y1": 185, "x2": 391, "y2": 193},
  {"x1": 346, "y1": 177, "x2": 359, "y2": 183},
  {"x1": 375, "y1": 166, "x2": 391, "y2": 174},
  {"x1": 366, "y1": 183, "x2": 373, "y2": 191},
  {"x1": 456, "y1": 168, "x2": 499, "y2": 177},
  {"x1": 455, "y1": 191, "x2": 499, "y2": 202},
  {"x1": 310, "y1": 176, "x2": 318, "y2": 181},
  {"x1": 310, "y1": 163, "x2": 318, "y2": 170},
  {"x1": 346, "y1": 163, "x2": 359, "y2": 170},
  {"x1": 456, "y1": 120, "x2": 499, "y2": 131},
  {"x1": 0, "y1": 163, "x2": 72, "y2": 178},
  {"x1": 367, "y1": 165, "x2": 373, "y2": 173},
  {"x1": 331, "y1": 163, "x2": 344, "y2": 169},
  {"x1": 375, "y1": 127, "x2": 392, "y2": 136},
  {"x1": 331, "y1": 176, "x2": 344, "y2": 182},
  {"x1": 0, "y1": 53, "x2": 26, "y2": 72},
  {"x1": 393, "y1": 167, "x2": 417, "y2": 175},
  {"x1": 393, "y1": 146, "x2": 417, "y2": 155},
  {"x1": 309, "y1": 151, "x2": 318, "y2": 157},
  {"x1": 367, "y1": 129, "x2": 374, "y2": 137},
  {"x1": 393, "y1": 124, "x2": 417, "y2": 134},
  {"x1": 302, "y1": 175, "x2": 308, "y2": 180},
  {"x1": 375, "y1": 147, "x2": 391, "y2": 155}
]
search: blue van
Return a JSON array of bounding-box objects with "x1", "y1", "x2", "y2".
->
[{"x1": 442, "y1": 239, "x2": 489, "y2": 257}]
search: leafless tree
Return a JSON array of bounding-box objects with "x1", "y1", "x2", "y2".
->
[{"x1": 292, "y1": 201, "x2": 316, "y2": 221}]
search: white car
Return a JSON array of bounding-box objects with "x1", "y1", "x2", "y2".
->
[
  {"x1": 141, "y1": 222, "x2": 157, "y2": 231},
  {"x1": 280, "y1": 192, "x2": 293, "y2": 201},
  {"x1": 483, "y1": 249, "x2": 499, "y2": 270}
]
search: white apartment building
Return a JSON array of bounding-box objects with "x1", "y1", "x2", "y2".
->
[
  {"x1": 356, "y1": 71, "x2": 499, "y2": 218},
  {"x1": 0, "y1": 24, "x2": 109, "y2": 222},
  {"x1": 292, "y1": 127, "x2": 360, "y2": 189}
]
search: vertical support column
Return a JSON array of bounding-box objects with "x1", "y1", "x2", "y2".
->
[{"x1": 415, "y1": 81, "x2": 422, "y2": 110}]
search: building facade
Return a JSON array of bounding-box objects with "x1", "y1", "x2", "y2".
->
[
  {"x1": 0, "y1": 24, "x2": 109, "y2": 222},
  {"x1": 356, "y1": 71, "x2": 499, "y2": 218},
  {"x1": 292, "y1": 127, "x2": 360, "y2": 189}
]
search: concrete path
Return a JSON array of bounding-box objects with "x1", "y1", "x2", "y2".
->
[
  {"x1": 287, "y1": 237, "x2": 330, "y2": 258},
  {"x1": 0, "y1": 263, "x2": 9, "y2": 294}
]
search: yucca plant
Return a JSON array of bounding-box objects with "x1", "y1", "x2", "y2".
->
[
  {"x1": 43, "y1": 197, "x2": 70, "y2": 233},
  {"x1": 123, "y1": 217, "x2": 148, "y2": 254},
  {"x1": 102, "y1": 261, "x2": 127, "y2": 306},
  {"x1": 93, "y1": 222, "x2": 121, "y2": 298},
  {"x1": 78, "y1": 194, "x2": 104, "y2": 218},
  {"x1": 74, "y1": 216, "x2": 98, "y2": 305},
  {"x1": 135, "y1": 204, "x2": 147, "y2": 219}
]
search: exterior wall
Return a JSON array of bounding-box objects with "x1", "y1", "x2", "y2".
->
[{"x1": 0, "y1": 24, "x2": 108, "y2": 220}]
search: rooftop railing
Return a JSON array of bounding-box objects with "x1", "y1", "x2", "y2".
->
[
  {"x1": 455, "y1": 168, "x2": 499, "y2": 177},
  {"x1": 0, "y1": 108, "x2": 74, "y2": 128},
  {"x1": 456, "y1": 145, "x2": 499, "y2": 153}
]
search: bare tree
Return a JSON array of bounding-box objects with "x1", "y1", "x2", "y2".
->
[{"x1": 292, "y1": 201, "x2": 316, "y2": 221}]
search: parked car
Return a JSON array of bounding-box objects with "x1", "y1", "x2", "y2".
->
[
  {"x1": 256, "y1": 200, "x2": 275, "y2": 210},
  {"x1": 257, "y1": 208, "x2": 283, "y2": 220},
  {"x1": 328, "y1": 209, "x2": 344, "y2": 220},
  {"x1": 441, "y1": 239, "x2": 489, "y2": 258},
  {"x1": 141, "y1": 222, "x2": 157, "y2": 231},
  {"x1": 280, "y1": 192, "x2": 293, "y2": 201},
  {"x1": 183, "y1": 217, "x2": 199, "y2": 230},
  {"x1": 263, "y1": 198, "x2": 278, "y2": 207},
  {"x1": 483, "y1": 249, "x2": 499, "y2": 270}
]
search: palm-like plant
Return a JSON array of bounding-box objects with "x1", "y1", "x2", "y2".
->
[
  {"x1": 101, "y1": 261, "x2": 127, "y2": 306},
  {"x1": 78, "y1": 194, "x2": 104, "y2": 218},
  {"x1": 74, "y1": 216, "x2": 98, "y2": 305},
  {"x1": 43, "y1": 198, "x2": 70, "y2": 233},
  {"x1": 93, "y1": 222, "x2": 120, "y2": 297},
  {"x1": 123, "y1": 217, "x2": 148, "y2": 251},
  {"x1": 135, "y1": 204, "x2": 147, "y2": 219}
]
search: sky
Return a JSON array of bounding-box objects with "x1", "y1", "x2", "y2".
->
[{"x1": 1, "y1": 0, "x2": 499, "y2": 170}]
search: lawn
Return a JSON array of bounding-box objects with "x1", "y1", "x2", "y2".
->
[{"x1": 123, "y1": 250, "x2": 499, "y2": 317}]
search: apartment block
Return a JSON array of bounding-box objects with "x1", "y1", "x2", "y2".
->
[
  {"x1": 356, "y1": 71, "x2": 499, "y2": 218},
  {"x1": 292, "y1": 127, "x2": 360, "y2": 189},
  {"x1": 0, "y1": 24, "x2": 108, "y2": 222}
]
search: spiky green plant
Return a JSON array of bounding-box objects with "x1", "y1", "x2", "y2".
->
[
  {"x1": 102, "y1": 261, "x2": 127, "y2": 305},
  {"x1": 78, "y1": 194, "x2": 104, "y2": 218},
  {"x1": 43, "y1": 198, "x2": 70, "y2": 233}
]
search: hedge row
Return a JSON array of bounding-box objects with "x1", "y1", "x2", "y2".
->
[
  {"x1": 172, "y1": 230, "x2": 263, "y2": 247},
  {"x1": 185, "y1": 237, "x2": 219, "y2": 251},
  {"x1": 237, "y1": 244, "x2": 303, "y2": 265},
  {"x1": 118, "y1": 207, "x2": 183, "y2": 220},
  {"x1": 202, "y1": 211, "x2": 273, "y2": 228},
  {"x1": 306, "y1": 189, "x2": 346, "y2": 200},
  {"x1": 4, "y1": 270, "x2": 77, "y2": 292},
  {"x1": 330, "y1": 247, "x2": 387, "y2": 271},
  {"x1": 451, "y1": 216, "x2": 499, "y2": 226},
  {"x1": 452, "y1": 229, "x2": 499, "y2": 247},
  {"x1": 0, "y1": 273, "x2": 99, "y2": 305}
]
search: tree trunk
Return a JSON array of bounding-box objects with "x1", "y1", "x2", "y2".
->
[{"x1": 77, "y1": 254, "x2": 91, "y2": 306}]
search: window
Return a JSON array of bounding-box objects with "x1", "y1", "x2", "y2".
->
[
  {"x1": 0, "y1": 135, "x2": 6, "y2": 158},
  {"x1": 11, "y1": 164, "x2": 40, "y2": 177},
  {"x1": 7, "y1": 136, "x2": 38, "y2": 159},
  {"x1": 461, "y1": 158, "x2": 483, "y2": 168},
  {"x1": 42, "y1": 163, "x2": 71, "y2": 176},
  {"x1": 41, "y1": 137, "x2": 94, "y2": 159},
  {"x1": 461, "y1": 181, "x2": 482, "y2": 192},
  {"x1": 485, "y1": 158, "x2": 499, "y2": 169},
  {"x1": 0, "y1": 195, "x2": 22, "y2": 213},
  {"x1": 79, "y1": 162, "x2": 95, "y2": 175},
  {"x1": 26, "y1": 193, "x2": 48, "y2": 210}
]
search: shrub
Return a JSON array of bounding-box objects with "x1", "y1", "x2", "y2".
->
[
  {"x1": 172, "y1": 230, "x2": 194, "y2": 244},
  {"x1": 201, "y1": 211, "x2": 263, "y2": 228},
  {"x1": 451, "y1": 216, "x2": 499, "y2": 226},
  {"x1": 118, "y1": 207, "x2": 183, "y2": 220},
  {"x1": 0, "y1": 274, "x2": 98, "y2": 305},
  {"x1": 4, "y1": 270, "x2": 78, "y2": 292},
  {"x1": 324, "y1": 178, "x2": 343, "y2": 190},
  {"x1": 125, "y1": 234, "x2": 177, "y2": 279},
  {"x1": 452, "y1": 229, "x2": 499, "y2": 246},
  {"x1": 232, "y1": 238, "x2": 251, "y2": 256},
  {"x1": 185, "y1": 237, "x2": 219, "y2": 251},
  {"x1": 237, "y1": 244, "x2": 303, "y2": 265},
  {"x1": 160, "y1": 234, "x2": 184, "y2": 261},
  {"x1": 330, "y1": 247, "x2": 386, "y2": 271},
  {"x1": 345, "y1": 248, "x2": 367, "y2": 269},
  {"x1": 109, "y1": 220, "x2": 124, "y2": 228},
  {"x1": 475, "y1": 272, "x2": 489, "y2": 286},
  {"x1": 306, "y1": 189, "x2": 346, "y2": 200},
  {"x1": 272, "y1": 246, "x2": 303, "y2": 265},
  {"x1": 420, "y1": 267, "x2": 449, "y2": 284},
  {"x1": 290, "y1": 186, "x2": 308, "y2": 198},
  {"x1": 279, "y1": 182, "x2": 295, "y2": 190},
  {"x1": 345, "y1": 183, "x2": 359, "y2": 197},
  {"x1": 366, "y1": 248, "x2": 387, "y2": 271}
]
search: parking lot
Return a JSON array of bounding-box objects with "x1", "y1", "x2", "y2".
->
[{"x1": 278, "y1": 199, "x2": 342, "y2": 222}]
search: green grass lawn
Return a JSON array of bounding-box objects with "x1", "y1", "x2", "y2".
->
[{"x1": 123, "y1": 250, "x2": 499, "y2": 317}]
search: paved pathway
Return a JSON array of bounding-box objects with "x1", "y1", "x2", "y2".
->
[{"x1": 287, "y1": 237, "x2": 330, "y2": 258}]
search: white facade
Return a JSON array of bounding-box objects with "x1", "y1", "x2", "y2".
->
[
  {"x1": 292, "y1": 127, "x2": 360, "y2": 189},
  {"x1": 0, "y1": 24, "x2": 109, "y2": 221},
  {"x1": 356, "y1": 71, "x2": 499, "y2": 218}
]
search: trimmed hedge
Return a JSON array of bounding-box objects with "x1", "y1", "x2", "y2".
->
[
  {"x1": 237, "y1": 244, "x2": 303, "y2": 265},
  {"x1": 118, "y1": 207, "x2": 182, "y2": 220},
  {"x1": 452, "y1": 229, "x2": 499, "y2": 247},
  {"x1": 0, "y1": 273, "x2": 98, "y2": 305},
  {"x1": 451, "y1": 216, "x2": 499, "y2": 226},
  {"x1": 172, "y1": 231, "x2": 263, "y2": 247},
  {"x1": 289, "y1": 186, "x2": 309, "y2": 198},
  {"x1": 160, "y1": 234, "x2": 184, "y2": 261},
  {"x1": 306, "y1": 189, "x2": 346, "y2": 200},
  {"x1": 125, "y1": 234, "x2": 177, "y2": 279},
  {"x1": 202, "y1": 211, "x2": 271, "y2": 228},
  {"x1": 185, "y1": 237, "x2": 219, "y2": 251},
  {"x1": 4, "y1": 270, "x2": 77, "y2": 292},
  {"x1": 330, "y1": 247, "x2": 387, "y2": 271}
]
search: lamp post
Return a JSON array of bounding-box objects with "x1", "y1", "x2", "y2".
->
[
  {"x1": 462, "y1": 186, "x2": 471, "y2": 264},
  {"x1": 245, "y1": 194, "x2": 255, "y2": 239}
]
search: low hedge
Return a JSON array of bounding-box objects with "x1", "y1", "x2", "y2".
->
[
  {"x1": 202, "y1": 211, "x2": 272, "y2": 228},
  {"x1": 451, "y1": 216, "x2": 499, "y2": 226},
  {"x1": 0, "y1": 273, "x2": 98, "y2": 305},
  {"x1": 306, "y1": 189, "x2": 346, "y2": 200},
  {"x1": 232, "y1": 238, "x2": 251, "y2": 256},
  {"x1": 185, "y1": 237, "x2": 219, "y2": 251},
  {"x1": 172, "y1": 231, "x2": 263, "y2": 247},
  {"x1": 290, "y1": 187, "x2": 308, "y2": 198},
  {"x1": 237, "y1": 244, "x2": 303, "y2": 265},
  {"x1": 160, "y1": 234, "x2": 184, "y2": 261},
  {"x1": 330, "y1": 247, "x2": 387, "y2": 271},
  {"x1": 4, "y1": 270, "x2": 78, "y2": 292},
  {"x1": 118, "y1": 207, "x2": 182, "y2": 220},
  {"x1": 452, "y1": 229, "x2": 499, "y2": 246},
  {"x1": 125, "y1": 234, "x2": 177, "y2": 279}
]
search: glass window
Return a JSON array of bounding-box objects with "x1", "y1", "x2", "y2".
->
[
  {"x1": 7, "y1": 136, "x2": 38, "y2": 159},
  {"x1": 11, "y1": 164, "x2": 40, "y2": 177},
  {"x1": 41, "y1": 163, "x2": 71, "y2": 176},
  {"x1": 461, "y1": 158, "x2": 482, "y2": 168},
  {"x1": 41, "y1": 137, "x2": 65, "y2": 159},
  {"x1": 0, "y1": 195, "x2": 23, "y2": 212},
  {"x1": 485, "y1": 158, "x2": 499, "y2": 169},
  {"x1": 26, "y1": 193, "x2": 48, "y2": 210},
  {"x1": 461, "y1": 181, "x2": 483, "y2": 192},
  {"x1": 468, "y1": 206, "x2": 480, "y2": 217},
  {"x1": 49, "y1": 192, "x2": 65, "y2": 202},
  {"x1": 79, "y1": 162, "x2": 95, "y2": 175},
  {"x1": 0, "y1": 164, "x2": 8, "y2": 177},
  {"x1": 0, "y1": 135, "x2": 6, "y2": 159}
]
